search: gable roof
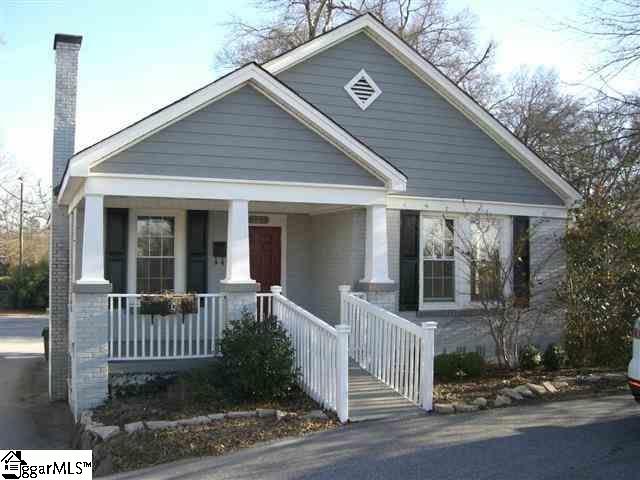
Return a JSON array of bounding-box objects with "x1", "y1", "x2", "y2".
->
[
  {"x1": 59, "y1": 62, "x2": 407, "y2": 198},
  {"x1": 264, "y1": 14, "x2": 581, "y2": 206}
]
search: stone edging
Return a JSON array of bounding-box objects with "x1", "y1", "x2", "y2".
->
[
  {"x1": 433, "y1": 372, "x2": 627, "y2": 414},
  {"x1": 74, "y1": 408, "x2": 329, "y2": 476}
]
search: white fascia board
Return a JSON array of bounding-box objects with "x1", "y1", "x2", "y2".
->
[
  {"x1": 388, "y1": 195, "x2": 568, "y2": 219},
  {"x1": 264, "y1": 15, "x2": 580, "y2": 206},
  {"x1": 60, "y1": 63, "x2": 405, "y2": 200},
  {"x1": 84, "y1": 174, "x2": 388, "y2": 206}
]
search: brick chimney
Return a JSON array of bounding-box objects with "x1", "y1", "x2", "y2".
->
[{"x1": 49, "y1": 33, "x2": 82, "y2": 401}]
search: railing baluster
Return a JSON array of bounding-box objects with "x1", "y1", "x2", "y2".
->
[{"x1": 203, "y1": 297, "x2": 208, "y2": 356}]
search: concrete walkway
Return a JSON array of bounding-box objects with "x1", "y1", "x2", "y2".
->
[{"x1": 348, "y1": 361, "x2": 423, "y2": 421}]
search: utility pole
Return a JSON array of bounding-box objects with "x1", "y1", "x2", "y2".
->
[{"x1": 18, "y1": 176, "x2": 23, "y2": 268}]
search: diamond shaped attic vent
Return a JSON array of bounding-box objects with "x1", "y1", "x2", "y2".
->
[{"x1": 345, "y1": 69, "x2": 381, "y2": 110}]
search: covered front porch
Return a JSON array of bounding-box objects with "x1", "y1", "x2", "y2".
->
[{"x1": 62, "y1": 171, "x2": 401, "y2": 418}]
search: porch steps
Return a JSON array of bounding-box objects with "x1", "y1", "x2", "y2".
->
[{"x1": 348, "y1": 361, "x2": 424, "y2": 422}]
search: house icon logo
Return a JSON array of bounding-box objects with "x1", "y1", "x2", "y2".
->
[{"x1": 1, "y1": 451, "x2": 26, "y2": 480}]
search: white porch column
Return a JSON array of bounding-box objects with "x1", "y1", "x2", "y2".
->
[
  {"x1": 220, "y1": 199, "x2": 257, "y2": 320},
  {"x1": 359, "y1": 204, "x2": 397, "y2": 312},
  {"x1": 223, "y1": 199, "x2": 254, "y2": 284},
  {"x1": 78, "y1": 194, "x2": 108, "y2": 284},
  {"x1": 361, "y1": 204, "x2": 392, "y2": 284}
]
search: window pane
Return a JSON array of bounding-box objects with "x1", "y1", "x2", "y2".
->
[
  {"x1": 137, "y1": 238, "x2": 148, "y2": 257},
  {"x1": 162, "y1": 238, "x2": 174, "y2": 257},
  {"x1": 163, "y1": 259, "x2": 174, "y2": 278},
  {"x1": 137, "y1": 218, "x2": 149, "y2": 236}
]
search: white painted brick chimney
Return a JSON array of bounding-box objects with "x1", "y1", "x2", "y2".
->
[{"x1": 49, "y1": 33, "x2": 82, "y2": 401}]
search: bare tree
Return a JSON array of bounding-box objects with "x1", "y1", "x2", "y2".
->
[
  {"x1": 216, "y1": 0, "x2": 499, "y2": 103},
  {"x1": 451, "y1": 211, "x2": 562, "y2": 368}
]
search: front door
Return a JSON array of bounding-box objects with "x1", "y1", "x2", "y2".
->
[{"x1": 249, "y1": 226, "x2": 281, "y2": 293}]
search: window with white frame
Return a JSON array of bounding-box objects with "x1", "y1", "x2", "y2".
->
[
  {"x1": 136, "y1": 216, "x2": 175, "y2": 293},
  {"x1": 469, "y1": 219, "x2": 502, "y2": 302},
  {"x1": 421, "y1": 217, "x2": 456, "y2": 303}
]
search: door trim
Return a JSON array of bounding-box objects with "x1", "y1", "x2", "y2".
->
[{"x1": 249, "y1": 214, "x2": 287, "y2": 295}]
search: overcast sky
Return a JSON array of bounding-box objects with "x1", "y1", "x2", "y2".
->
[{"x1": 0, "y1": 0, "x2": 635, "y2": 188}]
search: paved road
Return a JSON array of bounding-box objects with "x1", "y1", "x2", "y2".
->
[
  {"x1": 110, "y1": 394, "x2": 640, "y2": 480},
  {"x1": 0, "y1": 314, "x2": 73, "y2": 449}
]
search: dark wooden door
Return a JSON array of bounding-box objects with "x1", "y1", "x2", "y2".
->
[{"x1": 249, "y1": 226, "x2": 281, "y2": 293}]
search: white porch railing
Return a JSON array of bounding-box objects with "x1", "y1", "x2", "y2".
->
[
  {"x1": 107, "y1": 294, "x2": 226, "y2": 361},
  {"x1": 256, "y1": 292, "x2": 273, "y2": 321},
  {"x1": 269, "y1": 287, "x2": 350, "y2": 423},
  {"x1": 339, "y1": 285, "x2": 437, "y2": 411}
]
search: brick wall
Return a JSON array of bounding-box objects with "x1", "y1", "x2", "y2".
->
[{"x1": 50, "y1": 39, "x2": 81, "y2": 400}]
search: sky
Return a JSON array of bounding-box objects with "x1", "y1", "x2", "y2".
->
[{"x1": 0, "y1": 0, "x2": 635, "y2": 189}]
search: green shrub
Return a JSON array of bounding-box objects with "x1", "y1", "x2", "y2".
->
[
  {"x1": 563, "y1": 198, "x2": 640, "y2": 367},
  {"x1": 519, "y1": 344, "x2": 542, "y2": 370},
  {"x1": 4, "y1": 261, "x2": 48, "y2": 309},
  {"x1": 218, "y1": 310, "x2": 297, "y2": 402},
  {"x1": 542, "y1": 343, "x2": 566, "y2": 371},
  {"x1": 434, "y1": 352, "x2": 485, "y2": 381}
]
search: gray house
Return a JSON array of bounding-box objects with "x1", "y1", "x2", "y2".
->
[{"x1": 49, "y1": 15, "x2": 579, "y2": 417}]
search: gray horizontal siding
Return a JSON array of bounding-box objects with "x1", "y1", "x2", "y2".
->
[
  {"x1": 93, "y1": 85, "x2": 383, "y2": 187},
  {"x1": 279, "y1": 33, "x2": 564, "y2": 205}
]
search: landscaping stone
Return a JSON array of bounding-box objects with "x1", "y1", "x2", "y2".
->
[
  {"x1": 434, "y1": 403, "x2": 455, "y2": 414},
  {"x1": 88, "y1": 425, "x2": 120, "y2": 441},
  {"x1": 226, "y1": 411, "x2": 255, "y2": 419},
  {"x1": 124, "y1": 421, "x2": 145, "y2": 433},
  {"x1": 500, "y1": 388, "x2": 524, "y2": 401},
  {"x1": 80, "y1": 410, "x2": 93, "y2": 426},
  {"x1": 145, "y1": 420, "x2": 177, "y2": 431},
  {"x1": 256, "y1": 408, "x2": 276, "y2": 418},
  {"x1": 527, "y1": 383, "x2": 547, "y2": 396},
  {"x1": 471, "y1": 397, "x2": 488, "y2": 409},
  {"x1": 542, "y1": 381, "x2": 559, "y2": 393},
  {"x1": 207, "y1": 413, "x2": 225, "y2": 421},
  {"x1": 454, "y1": 403, "x2": 479, "y2": 413},
  {"x1": 303, "y1": 410, "x2": 328, "y2": 420},
  {"x1": 577, "y1": 374, "x2": 602, "y2": 385},
  {"x1": 178, "y1": 416, "x2": 210, "y2": 426},
  {"x1": 514, "y1": 385, "x2": 535, "y2": 398},
  {"x1": 552, "y1": 381, "x2": 569, "y2": 390},
  {"x1": 275, "y1": 410, "x2": 288, "y2": 420},
  {"x1": 493, "y1": 395, "x2": 512, "y2": 407}
]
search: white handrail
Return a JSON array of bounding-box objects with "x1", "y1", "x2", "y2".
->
[
  {"x1": 107, "y1": 293, "x2": 226, "y2": 361},
  {"x1": 270, "y1": 286, "x2": 349, "y2": 423},
  {"x1": 339, "y1": 285, "x2": 437, "y2": 411}
]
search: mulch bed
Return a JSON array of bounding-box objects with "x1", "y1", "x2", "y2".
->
[
  {"x1": 93, "y1": 384, "x2": 319, "y2": 427},
  {"x1": 100, "y1": 416, "x2": 337, "y2": 474},
  {"x1": 434, "y1": 367, "x2": 628, "y2": 405}
]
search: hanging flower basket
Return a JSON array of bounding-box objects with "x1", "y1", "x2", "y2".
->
[
  {"x1": 139, "y1": 294, "x2": 175, "y2": 317},
  {"x1": 177, "y1": 294, "x2": 198, "y2": 315}
]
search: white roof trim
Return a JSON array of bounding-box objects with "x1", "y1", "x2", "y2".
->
[
  {"x1": 61, "y1": 63, "x2": 407, "y2": 198},
  {"x1": 264, "y1": 14, "x2": 581, "y2": 206}
]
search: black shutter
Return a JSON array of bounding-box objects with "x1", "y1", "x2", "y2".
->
[
  {"x1": 187, "y1": 210, "x2": 208, "y2": 293},
  {"x1": 105, "y1": 208, "x2": 128, "y2": 294},
  {"x1": 513, "y1": 216, "x2": 530, "y2": 307},
  {"x1": 399, "y1": 210, "x2": 420, "y2": 311}
]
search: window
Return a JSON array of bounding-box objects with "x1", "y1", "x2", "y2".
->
[
  {"x1": 136, "y1": 216, "x2": 175, "y2": 293},
  {"x1": 470, "y1": 220, "x2": 501, "y2": 302},
  {"x1": 421, "y1": 217, "x2": 455, "y2": 303}
]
